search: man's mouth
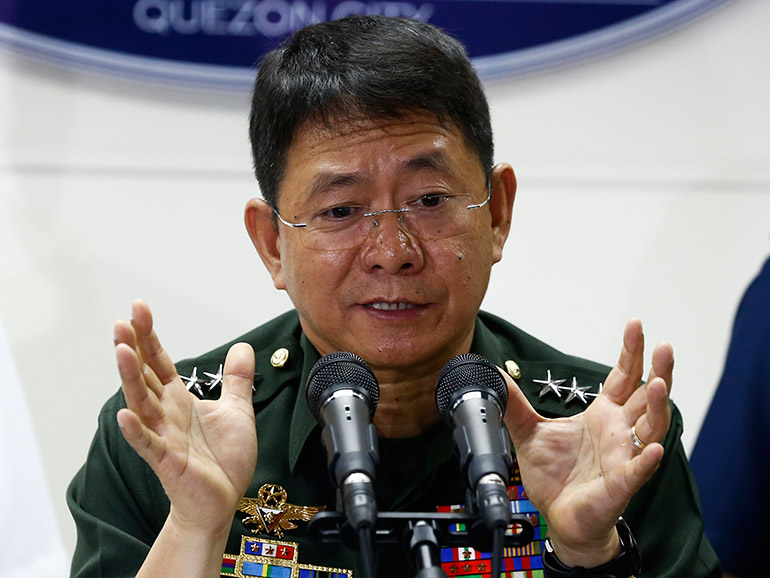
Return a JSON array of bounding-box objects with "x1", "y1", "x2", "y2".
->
[{"x1": 367, "y1": 302, "x2": 417, "y2": 311}]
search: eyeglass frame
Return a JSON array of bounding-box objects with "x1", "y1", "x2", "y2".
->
[{"x1": 271, "y1": 175, "x2": 493, "y2": 246}]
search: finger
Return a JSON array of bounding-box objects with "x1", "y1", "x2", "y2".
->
[
  {"x1": 499, "y1": 369, "x2": 543, "y2": 446},
  {"x1": 221, "y1": 343, "x2": 256, "y2": 403},
  {"x1": 130, "y1": 299, "x2": 178, "y2": 385},
  {"x1": 620, "y1": 384, "x2": 648, "y2": 423},
  {"x1": 647, "y1": 341, "x2": 674, "y2": 394},
  {"x1": 621, "y1": 341, "x2": 674, "y2": 421},
  {"x1": 623, "y1": 442, "x2": 665, "y2": 493},
  {"x1": 631, "y1": 378, "x2": 671, "y2": 446},
  {"x1": 116, "y1": 407, "x2": 167, "y2": 469},
  {"x1": 115, "y1": 318, "x2": 164, "y2": 398},
  {"x1": 117, "y1": 309, "x2": 145, "y2": 368},
  {"x1": 141, "y1": 360, "x2": 165, "y2": 398},
  {"x1": 116, "y1": 342, "x2": 165, "y2": 424},
  {"x1": 603, "y1": 319, "x2": 645, "y2": 404},
  {"x1": 114, "y1": 318, "x2": 138, "y2": 350}
]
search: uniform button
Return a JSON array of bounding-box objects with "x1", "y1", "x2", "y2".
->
[
  {"x1": 270, "y1": 348, "x2": 290, "y2": 368},
  {"x1": 505, "y1": 360, "x2": 521, "y2": 380}
]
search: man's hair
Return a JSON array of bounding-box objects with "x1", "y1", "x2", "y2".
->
[{"x1": 249, "y1": 16, "x2": 494, "y2": 207}]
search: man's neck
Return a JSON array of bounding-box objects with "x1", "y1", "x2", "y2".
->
[{"x1": 371, "y1": 372, "x2": 443, "y2": 438}]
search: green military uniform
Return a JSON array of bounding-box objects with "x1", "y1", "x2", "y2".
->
[{"x1": 68, "y1": 310, "x2": 720, "y2": 577}]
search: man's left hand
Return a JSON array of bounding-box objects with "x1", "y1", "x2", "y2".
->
[{"x1": 502, "y1": 318, "x2": 672, "y2": 569}]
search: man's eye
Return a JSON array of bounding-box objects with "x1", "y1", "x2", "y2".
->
[
  {"x1": 413, "y1": 194, "x2": 449, "y2": 209},
  {"x1": 320, "y1": 206, "x2": 358, "y2": 220}
]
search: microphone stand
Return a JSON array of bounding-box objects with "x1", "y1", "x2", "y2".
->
[
  {"x1": 358, "y1": 525, "x2": 376, "y2": 578},
  {"x1": 309, "y1": 510, "x2": 535, "y2": 578},
  {"x1": 465, "y1": 483, "x2": 508, "y2": 578},
  {"x1": 409, "y1": 521, "x2": 447, "y2": 578}
]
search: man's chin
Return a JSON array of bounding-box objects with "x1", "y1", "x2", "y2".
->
[
  {"x1": 346, "y1": 339, "x2": 460, "y2": 376},
  {"x1": 300, "y1": 314, "x2": 473, "y2": 372}
]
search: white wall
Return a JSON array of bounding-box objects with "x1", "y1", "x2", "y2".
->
[{"x1": 1, "y1": 0, "x2": 768, "y2": 559}]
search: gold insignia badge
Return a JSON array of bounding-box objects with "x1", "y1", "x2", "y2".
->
[
  {"x1": 505, "y1": 360, "x2": 522, "y2": 380},
  {"x1": 270, "y1": 348, "x2": 290, "y2": 368},
  {"x1": 237, "y1": 484, "x2": 325, "y2": 538}
]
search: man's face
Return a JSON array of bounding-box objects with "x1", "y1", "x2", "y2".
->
[{"x1": 248, "y1": 112, "x2": 514, "y2": 379}]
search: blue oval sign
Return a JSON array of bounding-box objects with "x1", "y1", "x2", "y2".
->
[{"x1": 0, "y1": 0, "x2": 728, "y2": 89}]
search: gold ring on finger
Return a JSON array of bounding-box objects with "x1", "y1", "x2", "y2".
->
[{"x1": 630, "y1": 425, "x2": 647, "y2": 451}]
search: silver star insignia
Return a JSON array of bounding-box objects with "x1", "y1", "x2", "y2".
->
[
  {"x1": 564, "y1": 377, "x2": 592, "y2": 405},
  {"x1": 204, "y1": 364, "x2": 224, "y2": 390},
  {"x1": 586, "y1": 381, "x2": 603, "y2": 401},
  {"x1": 180, "y1": 367, "x2": 204, "y2": 397},
  {"x1": 533, "y1": 369, "x2": 566, "y2": 399}
]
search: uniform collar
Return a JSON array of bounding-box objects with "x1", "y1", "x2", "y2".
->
[
  {"x1": 248, "y1": 312, "x2": 306, "y2": 405},
  {"x1": 288, "y1": 333, "x2": 323, "y2": 474},
  {"x1": 470, "y1": 313, "x2": 507, "y2": 365},
  {"x1": 215, "y1": 312, "x2": 321, "y2": 476},
  {"x1": 245, "y1": 309, "x2": 604, "y2": 476}
]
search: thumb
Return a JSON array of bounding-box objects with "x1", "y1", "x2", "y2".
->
[
  {"x1": 499, "y1": 369, "x2": 543, "y2": 445},
  {"x1": 221, "y1": 343, "x2": 256, "y2": 402}
]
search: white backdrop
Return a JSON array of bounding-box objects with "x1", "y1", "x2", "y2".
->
[{"x1": 1, "y1": 0, "x2": 768, "y2": 559}]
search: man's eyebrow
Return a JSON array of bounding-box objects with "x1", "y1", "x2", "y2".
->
[
  {"x1": 305, "y1": 152, "x2": 453, "y2": 200},
  {"x1": 307, "y1": 172, "x2": 367, "y2": 200},
  {"x1": 399, "y1": 151, "x2": 454, "y2": 176}
]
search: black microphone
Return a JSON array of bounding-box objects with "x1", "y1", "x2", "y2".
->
[
  {"x1": 435, "y1": 353, "x2": 512, "y2": 533},
  {"x1": 306, "y1": 352, "x2": 380, "y2": 533}
]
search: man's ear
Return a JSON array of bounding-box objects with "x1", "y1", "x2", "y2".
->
[
  {"x1": 244, "y1": 198, "x2": 286, "y2": 290},
  {"x1": 488, "y1": 163, "x2": 517, "y2": 263}
]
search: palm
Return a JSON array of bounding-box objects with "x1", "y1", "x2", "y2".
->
[
  {"x1": 149, "y1": 380, "x2": 256, "y2": 521},
  {"x1": 114, "y1": 300, "x2": 257, "y2": 531},
  {"x1": 503, "y1": 319, "x2": 673, "y2": 558},
  {"x1": 514, "y1": 395, "x2": 644, "y2": 543}
]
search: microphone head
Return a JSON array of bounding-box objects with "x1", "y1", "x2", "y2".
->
[
  {"x1": 435, "y1": 353, "x2": 508, "y2": 420},
  {"x1": 306, "y1": 351, "x2": 379, "y2": 419}
]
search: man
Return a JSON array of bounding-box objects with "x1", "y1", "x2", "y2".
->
[
  {"x1": 68, "y1": 16, "x2": 719, "y2": 578},
  {"x1": 690, "y1": 254, "x2": 770, "y2": 577}
]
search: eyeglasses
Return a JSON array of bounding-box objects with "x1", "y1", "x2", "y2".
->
[{"x1": 272, "y1": 182, "x2": 491, "y2": 251}]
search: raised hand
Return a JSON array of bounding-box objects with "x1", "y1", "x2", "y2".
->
[
  {"x1": 503, "y1": 319, "x2": 673, "y2": 568},
  {"x1": 114, "y1": 300, "x2": 257, "y2": 545}
]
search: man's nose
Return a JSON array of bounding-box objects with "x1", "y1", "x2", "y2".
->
[{"x1": 359, "y1": 211, "x2": 424, "y2": 274}]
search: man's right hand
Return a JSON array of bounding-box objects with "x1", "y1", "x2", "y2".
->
[{"x1": 114, "y1": 299, "x2": 257, "y2": 576}]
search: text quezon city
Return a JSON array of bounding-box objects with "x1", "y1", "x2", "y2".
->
[{"x1": 133, "y1": 0, "x2": 436, "y2": 37}]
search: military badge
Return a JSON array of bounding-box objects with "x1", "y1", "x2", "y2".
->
[
  {"x1": 437, "y1": 463, "x2": 548, "y2": 577},
  {"x1": 237, "y1": 484, "x2": 325, "y2": 538},
  {"x1": 533, "y1": 370, "x2": 603, "y2": 407},
  {"x1": 222, "y1": 535, "x2": 351, "y2": 578}
]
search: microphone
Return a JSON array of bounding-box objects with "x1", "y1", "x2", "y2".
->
[
  {"x1": 435, "y1": 353, "x2": 512, "y2": 534},
  {"x1": 306, "y1": 352, "x2": 380, "y2": 533}
]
